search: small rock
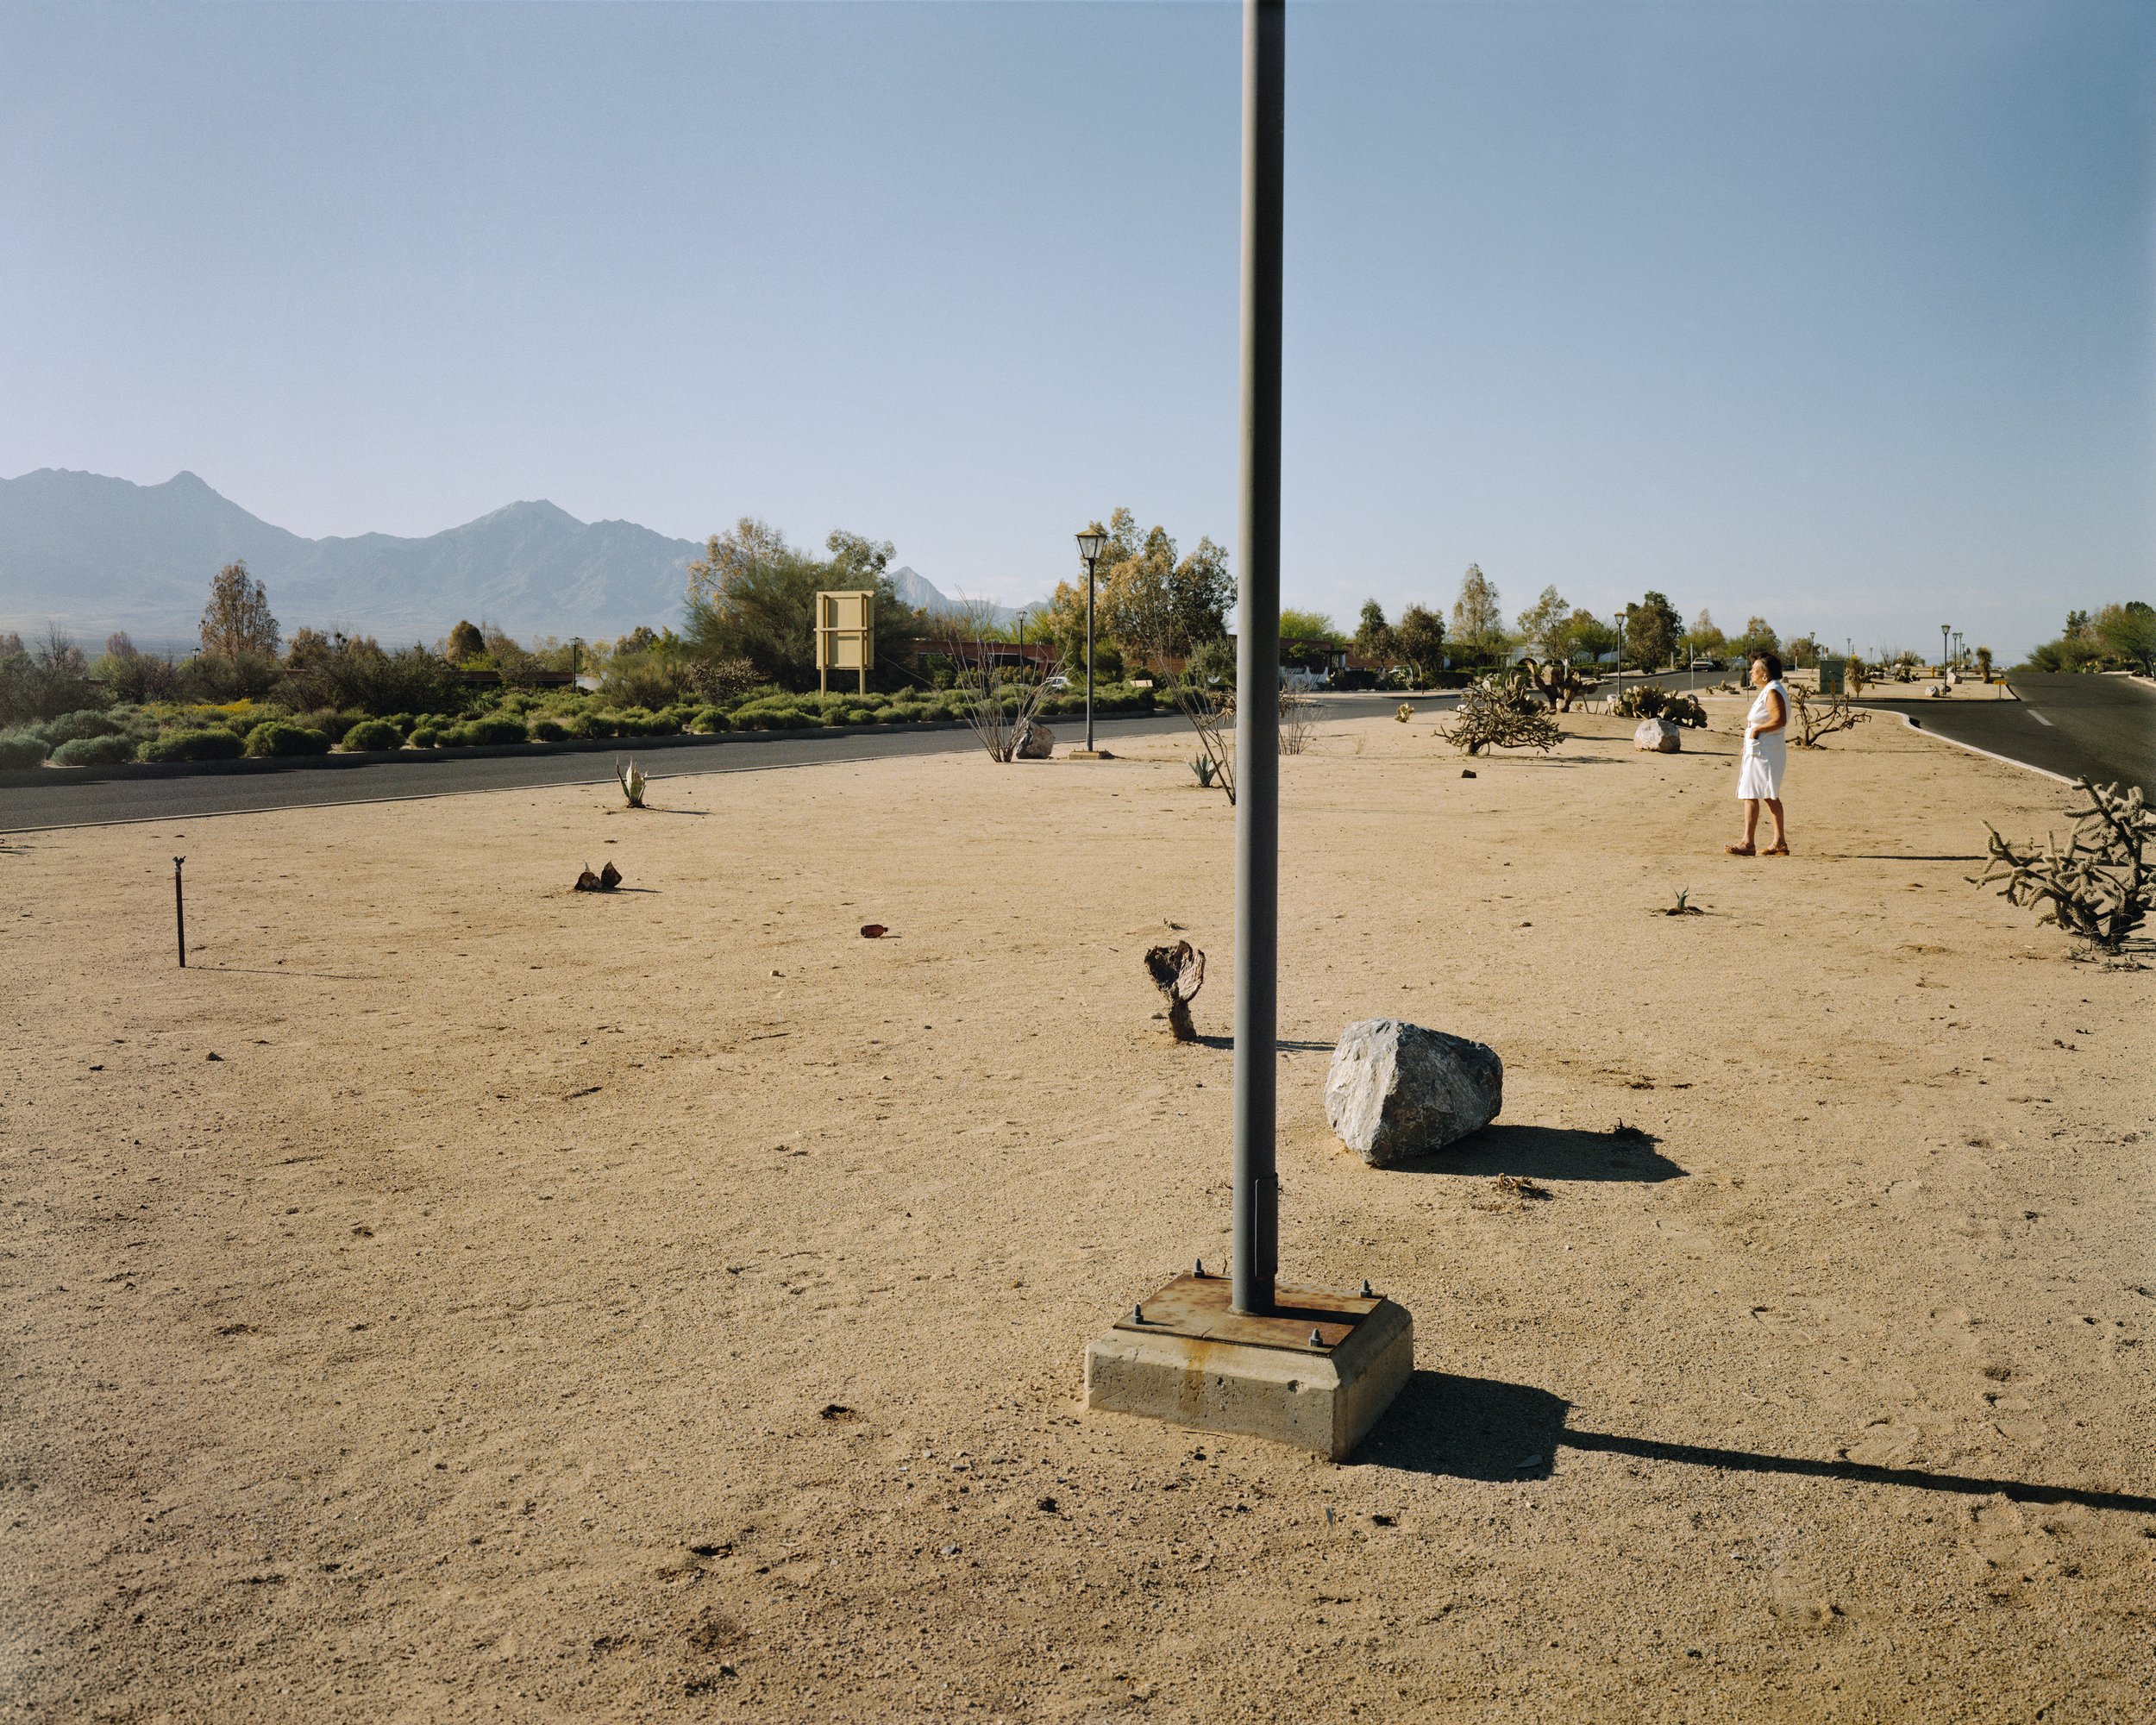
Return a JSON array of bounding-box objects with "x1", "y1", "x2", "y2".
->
[
  {"x1": 1014, "y1": 719, "x2": 1055, "y2": 760},
  {"x1": 599, "y1": 860, "x2": 622, "y2": 890},
  {"x1": 1460, "y1": 768, "x2": 1476, "y2": 778},
  {"x1": 1633, "y1": 718, "x2": 1683, "y2": 753},
  {"x1": 859, "y1": 924, "x2": 887, "y2": 939},
  {"x1": 204, "y1": 1051, "x2": 222, "y2": 1062},
  {"x1": 1324, "y1": 1019, "x2": 1502, "y2": 1166},
  {"x1": 939, "y1": 1543, "x2": 961, "y2": 1558},
  {"x1": 1036, "y1": 1496, "x2": 1058, "y2": 1513}
]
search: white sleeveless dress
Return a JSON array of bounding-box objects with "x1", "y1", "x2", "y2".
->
[{"x1": 1736, "y1": 680, "x2": 1788, "y2": 800}]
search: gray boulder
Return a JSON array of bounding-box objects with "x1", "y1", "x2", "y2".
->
[
  {"x1": 1014, "y1": 719, "x2": 1055, "y2": 760},
  {"x1": 1324, "y1": 1019, "x2": 1503, "y2": 1166},
  {"x1": 1633, "y1": 718, "x2": 1683, "y2": 752}
]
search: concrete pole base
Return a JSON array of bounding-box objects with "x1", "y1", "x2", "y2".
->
[{"x1": 1084, "y1": 1273, "x2": 1412, "y2": 1461}]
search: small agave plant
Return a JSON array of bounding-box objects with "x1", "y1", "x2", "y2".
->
[
  {"x1": 1190, "y1": 755, "x2": 1218, "y2": 788},
  {"x1": 615, "y1": 757, "x2": 647, "y2": 808}
]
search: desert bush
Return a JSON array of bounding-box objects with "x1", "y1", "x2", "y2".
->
[
  {"x1": 406, "y1": 726, "x2": 443, "y2": 749},
  {"x1": 50, "y1": 733, "x2": 138, "y2": 766},
  {"x1": 37, "y1": 707, "x2": 144, "y2": 745},
  {"x1": 279, "y1": 634, "x2": 462, "y2": 716},
  {"x1": 463, "y1": 715, "x2": 528, "y2": 745},
  {"x1": 287, "y1": 709, "x2": 365, "y2": 745},
  {"x1": 0, "y1": 630, "x2": 106, "y2": 724},
  {"x1": 96, "y1": 648, "x2": 181, "y2": 704},
  {"x1": 0, "y1": 729, "x2": 51, "y2": 768},
  {"x1": 1789, "y1": 687, "x2": 1869, "y2": 749},
  {"x1": 1445, "y1": 676, "x2": 1563, "y2": 755},
  {"x1": 179, "y1": 649, "x2": 283, "y2": 703},
  {"x1": 529, "y1": 717, "x2": 570, "y2": 743},
  {"x1": 341, "y1": 718, "x2": 404, "y2": 752},
  {"x1": 599, "y1": 654, "x2": 696, "y2": 711},
  {"x1": 245, "y1": 720, "x2": 331, "y2": 757},
  {"x1": 1609, "y1": 686, "x2": 1705, "y2": 726},
  {"x1": 436, "y1": 724, "x2": 476, "y2": 748},
  {"x1": 1972, "y1": 778, "x2": 2151, "y2": 950},
  {"x1": 141, "y1": 728, "x2": 247, "y2": 762}
]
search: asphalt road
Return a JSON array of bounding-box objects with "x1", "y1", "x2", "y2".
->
[
  {"x1": 0, "y1": 693, "x2": 1427, "y2": 831},
  {"x1": 1900, "y1": 674, "x2": 2155, "y2": 796}
]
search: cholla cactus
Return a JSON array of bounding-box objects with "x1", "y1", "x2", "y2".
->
[
  {"x1": 1395, "y1": 702, "x2": 1414, "y2": 723},
  {"x1": 1971, "y1": 779, "x2": 2151, "y2": 949},
  {"x1": 1443, "y1": 676, "x2": 1562, "y2": 756},
  {"x1": 615, "y1": 757, "x2": 647, "y2": 808}
]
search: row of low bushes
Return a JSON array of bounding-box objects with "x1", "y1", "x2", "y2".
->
[{"x1": 2, "y1": 682, "x2": 1163, "y2": 768}]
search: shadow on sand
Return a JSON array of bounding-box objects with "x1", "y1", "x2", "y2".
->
[
  {"x1": 1389, "y1": 1123, "x2": 1685, "y2": 1184},
  {"x1": 1357, "y1": 1371, "x2": 2156, "y2": 1515}
]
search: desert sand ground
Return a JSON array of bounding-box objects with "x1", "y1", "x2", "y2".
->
[{"x1": 3, "y1": 703, "x2": 2151, "y2": 1723}]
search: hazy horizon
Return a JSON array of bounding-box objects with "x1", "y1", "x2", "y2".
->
[{"x1": 3, "y1": 0, "x2": 2149, "y2": 659}]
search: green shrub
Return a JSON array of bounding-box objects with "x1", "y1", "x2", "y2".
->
[
  {"x1": 245, "y1": 721, "x2": 330, "y2": 757},
  {"x1": 341, "y1": 718, "x2": 404, "y2": 752},
  {"x1": 688, "y1": 706, "x2": 730, "y2": 733},
  {"x1": 141, "y1": 728, "x2": 247, "y2": 762},
  {"x1": 0, "y1": 729, "x2": 52, "y2": 768},
  {"x1": 436, "y1": 724, "x2": 476, "y2": 748},
  {"x1": 874, "y1": 706, "x2": 906, "y2": 724},
  {"x1": 406, "y1": 726, "x2": 442, "y2": 749},
  {"x1": 50, "y1": 733, "x2": 139, "y2": 766},
  {"x1": 464, "y1": 715, "x2": 528, "y2": 745},
  {"x1": 289, "y1": 709, "x2": 365, "y2": 744},
  {"x1": 39, "y1": 707, "x2": 142, "y2": 745},
  {"x1": 529, "y1": 717, "x2": 569, "y2": 743}
]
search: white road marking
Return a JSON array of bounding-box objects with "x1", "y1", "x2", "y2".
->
[{"x1": 2027, "y1": 710, "x2": 2053, "y2": 727}]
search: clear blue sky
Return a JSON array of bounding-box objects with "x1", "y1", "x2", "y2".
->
[{"x1": 3, "y1": 0, "x2": 2148, "y2": 657}]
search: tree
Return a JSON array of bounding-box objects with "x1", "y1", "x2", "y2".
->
[
  {"x1": 1689, "y1": 609, "x2": 1728, "y2": 660},
  {"x1": 1733, "y1": 616, "x2": 1781, "y2": 663},
  {"x1": 1278, "y1": 609, "x2": 1339, "y2": 644},
  {"x1": 1352, "y1": 599, "x2": 1395, "y2": 663},
  {"x1": 1450, "y1": 565, "x2": 1505, "y2": 663},
  {"x1": 1785, "y1": 634, "x2": 1821, "y2": 668},
  {"x1": 2096, "y1": 600, "x2": 2156, "y2": 677},
  {"x1": 1551, "y1": 612, "x2": 1616, "y2": 668},
  {"x1": 200, "y1": 561, "x2": 279, "y2": 658},
  {"x1": 682, "y1": 517, "x2": 924, "y2": 691},
  {"x1": 1395, "y1": 605, "x2": 1445, "y2": 685},
  {"x1": 1088, "y1": 509, "x2": 1232, "y2": 669},
  {"x1": 1514, "y1": 586, "x2": 1570, "y2": 656},
  {"x1": 1622, "y1": 591, "x2": 1682, "y2": 670},
  {"x1": 444, "y1": 619, "x2": 485, "y2": 662}
]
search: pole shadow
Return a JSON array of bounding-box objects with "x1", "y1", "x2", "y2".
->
[
  {"x1": 1388, "y1": 1123, "x2": 1685, "y2": 1183},
  {"x1": 1192, "y1": 1035, "x2": 1335, "y2": 1053},
  {"x1": 1355, "y1": 1371, "x2": 2156, "y2": 1515}
]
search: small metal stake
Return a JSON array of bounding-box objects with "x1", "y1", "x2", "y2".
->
[
  {"x1": 1307, "y1": 1329, "x2": 1322, "y2": 1347},
  {"x1": 1360, "y1": 1280, "x2": 1374, "y2": 1299},
  {"x1": 1132, "y1": 1303, "x2": 1144, "y2": 1325},
  {"x1": 1194, "y1": 1258, "x2": 1205, "y2": 1278},
  {"x1": 173, "y1": 856, "x2": 186, "y2": 968}
]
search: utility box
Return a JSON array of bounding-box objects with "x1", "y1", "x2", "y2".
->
[
  {"x1": 814, "y1": 590, "x2": 875, "y2": 694},
  {"x1": 1818, "y1": 656, "x2": 1846, "y2": 696}
]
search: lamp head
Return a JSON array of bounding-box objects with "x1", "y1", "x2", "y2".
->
[{"x1": 1075, "y1": 529, "x2": 1107, "y2": 565}]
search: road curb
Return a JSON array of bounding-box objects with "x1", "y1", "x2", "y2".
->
[{"x1": 1891, "y1": 712, "x2": 2073, "y2": 787}]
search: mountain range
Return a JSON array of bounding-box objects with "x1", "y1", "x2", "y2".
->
[{"x1": 0, "y1": 468, "x2": 1039, "y2": 644}]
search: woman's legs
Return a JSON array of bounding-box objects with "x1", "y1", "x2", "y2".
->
[
  {"x1": 1737, "y1": 798, "x2": 1759, "y2": 848},
  {"x1": 1765, "y1": 798, "x2": 1787, "y2": 850}
]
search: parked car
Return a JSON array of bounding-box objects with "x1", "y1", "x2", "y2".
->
[
  {"x1": 1688, "y1": 656, "x2": 1723, "y2": 671},
  {"x1": 1044, "y1": 674, "x2": 1070, "y2": 690}
]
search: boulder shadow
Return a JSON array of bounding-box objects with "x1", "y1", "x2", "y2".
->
[
  {"x1": 1388, "y1": 1122, "x2": 1685, "y2": 1183},
  {"x1": 1354, "y1": 1371, "x2": 1570, "y2": 1480}
]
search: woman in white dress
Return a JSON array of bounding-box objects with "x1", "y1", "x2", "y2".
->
[{"x1": 1728, "y1": 651, "x2": 1790, "y2": 856}]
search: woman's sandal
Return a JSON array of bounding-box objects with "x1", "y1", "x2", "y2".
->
[
  {"x1": 1764, "y1": 843, "x2": 1790, "y2": 856},
  {"x1": 1725, "y1": 844, "x2": 1756, "y2": 856}
]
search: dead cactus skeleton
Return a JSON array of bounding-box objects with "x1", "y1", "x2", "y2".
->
[
  {"x1": 1789, "y1": 685, "x2": 1869, "y2": 749},
  {"x1": 1971, "y1": 778, "x2": 2151, "y2": 950},
  {"x1": 1143, "y1": 940, "x2": 1206, "y2": 1040},
  {"x1": 1443, "y1": 676, "x2": 1563, "y2": 756}
]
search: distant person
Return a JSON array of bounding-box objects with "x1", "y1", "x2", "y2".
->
[{"x1": 1727, "y1": 652, "x2": 1789, "y2": 856}]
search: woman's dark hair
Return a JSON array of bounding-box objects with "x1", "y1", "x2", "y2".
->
[{"x1": 1753, "y1": 650, "x2": 1784, "y2": 681}]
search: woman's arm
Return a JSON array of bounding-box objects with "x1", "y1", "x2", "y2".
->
[{"x1": 1752, "y1": 689, "x2": 1788, "y2": 738}]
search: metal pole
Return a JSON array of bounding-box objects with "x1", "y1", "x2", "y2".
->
[
  {"x1": 173, "y1": 856, "x2": 186, "y2": 968},
  {"x1": 1613, "y1": 612, "x2": 1624, "y2": 707},
  {"x1": 1232, "y1": 0, "x2": 1283, "y2": 1317},
  {"x1": 1084, "y1": 555, "x2": 1097, "y2": 752}
]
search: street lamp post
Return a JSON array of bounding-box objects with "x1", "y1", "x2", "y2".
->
[
  {"x1": 1075, "y1": 530, "x2": 1107, "y2": 753},
  {"x1": 1940, "y1": 624, "x2": 1952, "y2": 679},
  {"x1": 1612, "y1": 611, "x2": 1625, "y2": 708}
]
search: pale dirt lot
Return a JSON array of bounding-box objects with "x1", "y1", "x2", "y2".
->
[{"x1": 3, "y1": 706, "x2": 2151, "y2": 1724}]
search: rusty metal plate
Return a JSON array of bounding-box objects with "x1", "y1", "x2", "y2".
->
[{"x1": 1112, "y1": 1273, "x2": 1382, "y2": 1355}]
